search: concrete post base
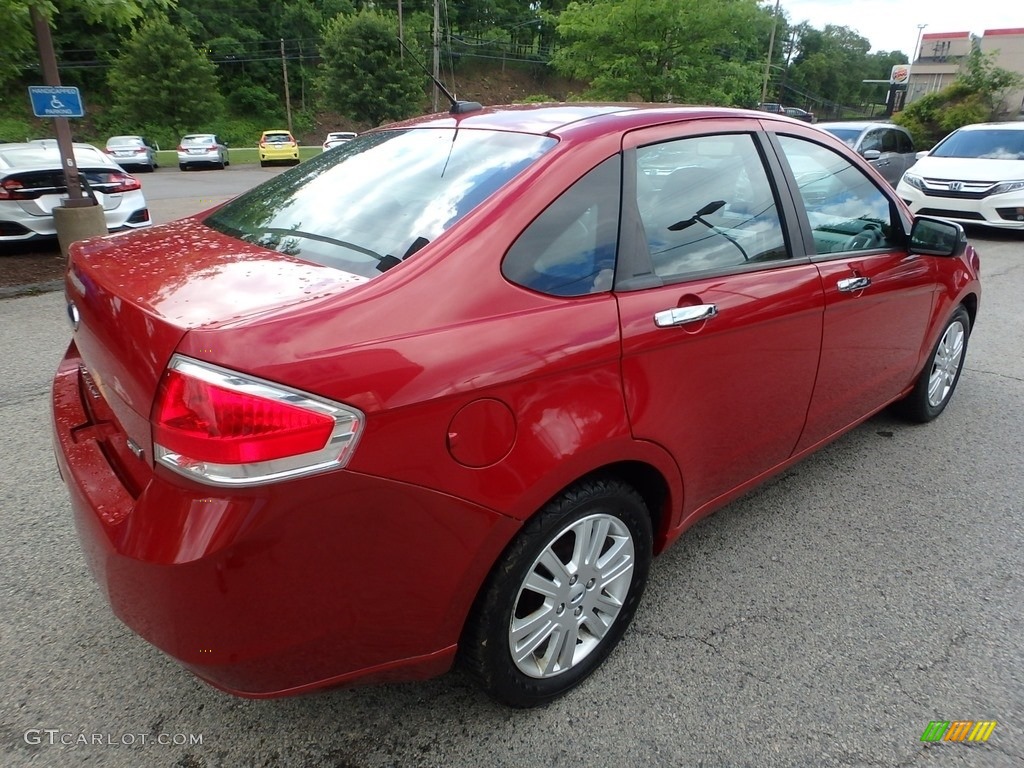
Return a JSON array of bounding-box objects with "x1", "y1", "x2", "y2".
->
[{"x1": 54, "y1": 203, "x2": 107, "y2": 259}]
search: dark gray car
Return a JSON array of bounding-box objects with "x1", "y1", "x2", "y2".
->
[{"x1": 817, "y1": 121, "x2": 916, "y2": 186}]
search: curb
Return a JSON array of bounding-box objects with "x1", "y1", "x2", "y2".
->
[{"x1": 0, "y1": 279, "x2": 64, "y2": 300}]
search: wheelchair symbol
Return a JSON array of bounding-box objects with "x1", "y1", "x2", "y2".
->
[{"x1": 50, "y1": 95, "x2": 65, "y2": 109}]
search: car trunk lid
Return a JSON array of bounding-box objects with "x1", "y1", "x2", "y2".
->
[
  {"x1": 8, "y1": 167, "x2": 131, "y2": 214},
  {"x1": 66, "y1": 218, "x2": 370, "y2": 474}
]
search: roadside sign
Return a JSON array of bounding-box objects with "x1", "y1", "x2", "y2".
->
[
  {"x1": 28, "y1": 86, "x2": 85, "y2": 118},
  {"x1": 890, "y1": 65, "x2": 911, "y2": 85}
]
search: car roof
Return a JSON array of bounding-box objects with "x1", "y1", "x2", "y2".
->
[
  {"x1": 382, "y1": 103, "x2": 784, "y2": 139},
  {"x1": 262, "y1": 130, "x2": 291, "y2": 134},
  {"x1": 817, "y1": 121, "x2": 901, "y2": 130}
]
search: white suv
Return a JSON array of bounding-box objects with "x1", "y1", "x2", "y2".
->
[{"x1": 897, "y1": 121, "x2": 1024, "y2": 229}]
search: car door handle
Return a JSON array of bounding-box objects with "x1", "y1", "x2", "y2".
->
[
  {"x1": 837, "y1": 276, "x2": 871, "y2": 292},
  {"x1": 654, "y1": 304, "x2": 718, "y2": 327}
]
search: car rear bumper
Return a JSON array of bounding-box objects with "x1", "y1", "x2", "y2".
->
[
  {"x1": 52, "y1": 341, "x2": 520, "y2": 696},
  {"x1": 1, "y1": 207, "x2": 150, "y2": 242},
  {"x1": 177, "y1": 151, "x2": 224, "y2": 166},
  {"x1": 259, "y1": 148, "x2": 299, "y2": 161}
]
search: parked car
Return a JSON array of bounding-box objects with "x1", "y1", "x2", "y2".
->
[
  {"x1": 757, "y1": 102, "x2": 784, "y2": 114},
  {"x1": 784, "y1": 106, "x2": 816, "y2": 123},
  {"x1": 897, "y1": 121, "x2": 1024, "y2": 229},
  {"x1": 176, "y1": 134, "x2": 229, "y2": 171},
  {"x1": 104, "y1": 135, "x2": 158, "y2": 172},
  {"x1": 817, "y1": 121, "x2": 917, "y2": 187},
  {"x1": 259, "y1": 130, "x2": 300, "y2": 167},
  {"x1": 52, "y1": 104, "x2": 980, "y2": 708},
  {"x1": 0, "y1": 141, "x2": 150, "y2": 246},
  {"x1": 322, "y1": 131, "x2": 357, "y2": 151}
]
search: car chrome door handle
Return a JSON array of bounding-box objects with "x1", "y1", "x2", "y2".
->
[
  {"x1": 837, "y1": 276, "x2": 871, "y2": 292},
  {"x1": 654, "y1": 304, "x2": 718, "y2": 328}
]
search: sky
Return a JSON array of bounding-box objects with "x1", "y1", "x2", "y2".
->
[{"x1": 779, "y1": 0, "x2": 1018, "y2": 57}]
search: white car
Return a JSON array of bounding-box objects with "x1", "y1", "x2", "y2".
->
[
  {"x1": 322, "y1": 131, "x2": 357, "y2": 152},
  {"x1": 0, "y1": 141, "x2": 150, "y2": 246},
  {"x1": 105, "y1": 135, "x2": 158, "y2": 172},
  {"x1": 176, "y1": 134, "x2": 229, "y2": 171},
  {"x1": 896, "y1": 121, "x2": 1024, "y2": 229}
]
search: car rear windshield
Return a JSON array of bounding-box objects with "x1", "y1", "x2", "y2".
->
[
  {"x1": 931, "y1": 129, "x2": 1024, "y2": 159},
  {"x1": 205, "y1": 128, "x2": 556, "y2": 279},
  {"x1": 182, "y1": 136, "x2": 215, "y2": 146},
  {"x1": 108, "y1": 137, "x2": 143, "y2": 147},
  {"x1": 264, "y1": 133, "x2": 292, "y2": 143}
]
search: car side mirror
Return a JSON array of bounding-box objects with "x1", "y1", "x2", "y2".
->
[
  {"x1": 910, "y1": 216, "x2": 967, "y2": 257},
  {"x1": 862, "y1": 149, "x2": 881, "y2": 160}
]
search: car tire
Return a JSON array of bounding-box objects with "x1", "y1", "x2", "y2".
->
[
  {"x1": 178, "y1": 163, "x2": 187, "y2": 171},
  {"x1": 461, "y1": 477, "x2": 652, "y2": 708},
  {"x1": 896, "y1": 305, "x2": 971, "y2": 423},
  {"x1": 260, "y1": 160, "x2": 268, "y2": 168}
]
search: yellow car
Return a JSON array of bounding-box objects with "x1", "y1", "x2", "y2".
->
[{"x1": 259, "y1": 130, "x2": 299, "y2": 167}]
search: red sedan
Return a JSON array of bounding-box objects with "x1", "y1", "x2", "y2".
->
[{"x1": 51, "y1": 104, "x2": 980, "y2": 708}]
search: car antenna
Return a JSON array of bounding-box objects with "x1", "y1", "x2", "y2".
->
[{"x1": 396, "y1": 36, "x2": 482, "y2": 115}]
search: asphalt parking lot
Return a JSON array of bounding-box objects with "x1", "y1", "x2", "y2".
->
[{"x1": 1, "y1": 190, "x2": 1021, "y2": 765}]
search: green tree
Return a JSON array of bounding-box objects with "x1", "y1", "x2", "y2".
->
[
  {"x1": 318, "y1": 10, "x2": 427, "y2": 125},
  {"x1": 549, "y1": 0, "x2": 769, "y2": 105},
  {"x1": 0, "y1": 0, "x2": 174, "y2": 90},
  {"x1": 785, "y1": 25, "x2": 875, "y2": 118},
  {"x1": 105, "y1": 14, "x2": 224, "y2": 134}
]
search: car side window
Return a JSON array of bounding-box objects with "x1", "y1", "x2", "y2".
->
[
  {"x1": 777, "y1": 135, "x2": 902, "y2": 255},
  {"x1": 861, "y1": 131, "x2": 882, "y2": 153},
  {"x1": 896, "y1": 130, "x2": 914, "y2": 154},
  {"x1": 881, "y1": 129, "x2": 898, "y2": 153},
  {"x1": 502, "y1": 156, "x2": 620, "y2": 297},
  {"x1": 633, "y1": 134, "x2": 788, "y2": 281}
]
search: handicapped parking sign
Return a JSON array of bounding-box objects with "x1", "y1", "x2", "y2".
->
[{"x1": 28, "y1": 86, "x2": 85, "y2": 118}]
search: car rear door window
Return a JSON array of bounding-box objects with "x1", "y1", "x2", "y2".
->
[
  {"x1": 895, "y1": 129, "x2": 913, "y2": 154},
  {"x1": 632, "y1": 133, "x2": 789, "y2": 281}
]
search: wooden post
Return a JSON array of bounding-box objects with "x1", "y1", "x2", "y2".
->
[{"x1": 30, "y1": 4, "x2": 90, "y2": 208}]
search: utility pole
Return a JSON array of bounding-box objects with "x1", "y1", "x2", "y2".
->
[
  {"x1": 432, "y1": 0, "x2": 440, "y2": 112},
  {"x1": 281, "y1": 38, "x2": 293, "y2": 134},
  {"x1": 760, "y1": 0, "x2": 781, "y2": 106},
  {"x1": 398, "y1": 0, "x2": 404, "y2": 59}
]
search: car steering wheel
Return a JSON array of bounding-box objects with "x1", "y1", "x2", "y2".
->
[{"x1": 845, "y1": 222, "x2": 884, "y2": 251}]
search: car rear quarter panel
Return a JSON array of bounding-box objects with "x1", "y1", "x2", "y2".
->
[{"x1": 177, "y1": 132, "x2": 683, "y2": 526}]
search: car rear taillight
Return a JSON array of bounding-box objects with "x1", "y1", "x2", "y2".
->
[
  {"x1": 259, "y1": 141, "x2": 267, "y2": 148},
  {"x1": 152, "y1": 356, "x2": 363, "y2": 486},
  {"x1": 108, "y1": 172, "x2": 142, "y2": 193},
  {"x1": 0, "y1": 178, "x2": 33, "y2": 200},
  {"x1": 176, "y1": 144, "x2": 185, "y2": 152}
]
